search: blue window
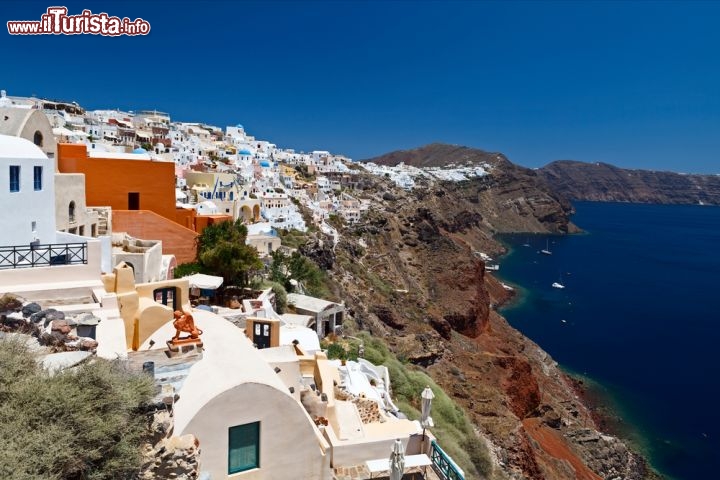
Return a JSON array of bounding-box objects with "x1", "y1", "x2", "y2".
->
[
  {"x1": 9, "y1": 165, "x2": 20, "y2": 192},
  {"x1": 33, "y1": 166, "x2": 42, "y2": 191},
  {"x1": 228, "y1": 422, "x2": 260, "y2": 474}
]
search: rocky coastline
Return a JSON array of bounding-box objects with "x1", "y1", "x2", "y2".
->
[
  {"x1": 489, "y1": 234, "x2": 662, "y2": 480},
  {"x1": 334, "y1": 144, "x2": 662, "y2": 479},
  {"x1": 489, "y1": 231, "x2": 665, "y2": 479}
]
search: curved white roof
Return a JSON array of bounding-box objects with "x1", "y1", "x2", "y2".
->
[
  {"x1": 280, "y1": 324, "x2": 321, "y2": 352},
  {"x1": 0, "y1": 134, "x2": 47, "y2": 159},
  {"x1": 287, "y1": 293, "x2": 342, "y2": 312},
  {"x1": 139, "y1": 310, "x2": 290, "y2": 434}
]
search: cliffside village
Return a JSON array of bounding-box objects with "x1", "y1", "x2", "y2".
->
[{"x1": 0, "y1": 90, "x2": 470, "y2": 480}]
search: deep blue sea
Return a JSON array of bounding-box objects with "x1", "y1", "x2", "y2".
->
[{"x1": 498, "y1": 202, "x2": 720, "y2": 480}]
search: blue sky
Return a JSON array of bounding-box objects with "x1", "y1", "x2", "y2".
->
[{"x1": 3, "y1": 1, "x2": 720, "y2": 172}]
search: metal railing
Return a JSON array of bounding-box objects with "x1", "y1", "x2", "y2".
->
[
  {"x1": 0, "y1": 242, "x2": 87, "y2": 270},
  {"x1": 430, "y1": 440, "x2": 465, "y2": 480}
]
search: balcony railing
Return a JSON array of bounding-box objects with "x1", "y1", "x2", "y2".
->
[
  {"x1": 430, "y1": 440, "x2": 465, "y2": 480},
  {"x1": 0, "y1": 242, "x2": 87, "y2": 270}
]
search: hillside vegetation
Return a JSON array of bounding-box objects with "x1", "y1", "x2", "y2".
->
[{"x1": 0, "y1": 339, "x2": 154, "y2": 480}]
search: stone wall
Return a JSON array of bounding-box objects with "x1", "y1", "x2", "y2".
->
[{"x1": 138, "y1": 411, "x2": 201, "y2": 480}]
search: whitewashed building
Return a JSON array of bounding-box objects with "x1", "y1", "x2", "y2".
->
[{"x1": 0, "y1": 135, "x2": 107, "y2": 299}]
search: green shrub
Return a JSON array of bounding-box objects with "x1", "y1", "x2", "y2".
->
[
  {"x1": 0, "y1": 340, "x2": 154, "y2": 480},
  {"x1": 174, "y1": 262, "x2": 203, "y2": 278},
  {"x1": 326, "y1": 342, "x2": 348, "y2": 361},
  {"x1": 327, "y1": 213, "x2": 346, "y2": 230},
  {"x1": 269, "y1": 249, "x2": 330, "y2": 299},
  {"x1": 269, "y1": 281, "x2": 287, "y2": 314},
  {"x1": 276, "y1": 229, "x2": 309, "y2": 250}
]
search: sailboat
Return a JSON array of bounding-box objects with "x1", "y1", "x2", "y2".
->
[
  {"x1": 540, "y1": 239, "x2": 552, "y2": 255},
  {"x1": 552, "y1": 272, "x2": 565, "y2": 289}
]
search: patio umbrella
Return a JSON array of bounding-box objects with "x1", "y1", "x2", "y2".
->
[
  {"x1": 389, "y1": 438, "x2": 405, "y2": 480},
  {"x1": 421, "y1": 386, "x2": 435, "y2": 428}
]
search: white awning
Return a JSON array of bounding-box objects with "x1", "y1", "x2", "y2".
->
[
  {"x1": 184, "y1": 273, "x2": 223, "y2": 290},
  {"x1": 136, "y1": 130, "x2": 152, "y2": 139}
]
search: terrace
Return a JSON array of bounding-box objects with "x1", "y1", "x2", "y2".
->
[{"x1": 0, "y1": 242, "x2": 87, "y2": 270}]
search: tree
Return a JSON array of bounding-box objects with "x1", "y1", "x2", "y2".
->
[
  {"x1": 194, "y1": 219, "x2": 263, "y2": 287},
  {"x1": 269, "y1": 249, "x2": 289, "y2": 285},
  {"x1": 269, "y1": 282, "x2": 287, "y2": 314},
  {"x1": 200, "y1": 239, "x2": 262, "y2": 287},
  {"x1": 269, "y1": 249, "x2": 328, "y2": 297}
]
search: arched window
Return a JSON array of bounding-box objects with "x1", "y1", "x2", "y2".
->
[
  {"x1": 69, "y1": 201, "x2": 76, "y2": 223},
  {"x1": 33, "y1": 131, "x2": 43, "y2": 147}
]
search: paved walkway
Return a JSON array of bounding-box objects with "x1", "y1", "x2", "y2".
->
[{"x1": 333, "y1": 464, "x2": 440, "y2": 480}]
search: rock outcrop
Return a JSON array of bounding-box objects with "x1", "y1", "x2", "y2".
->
[
  {"x1": 539, "y1": 160, "x2": 720, "y2": 205},
  {"x1": 367, "y1": 143, "x2": 579, "y2": 234},
  {"x1": 139, "y1": 411, "x2": 201, "y2": 480},
  {"x1": 0, "y1": 294, "x2": 100, "y2": 353}
]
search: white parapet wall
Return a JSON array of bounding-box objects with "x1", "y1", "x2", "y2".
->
[{"x1": 0, "y1": 233, "x2": 103, "y2": 300}]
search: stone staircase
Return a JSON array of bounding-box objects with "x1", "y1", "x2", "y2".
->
[{"x1": 90, "y1": 207, "x2": 112, "y2": 235}]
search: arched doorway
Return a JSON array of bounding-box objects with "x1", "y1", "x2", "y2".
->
[{"x1": 241, "y1": 205, "x2": 251, "y2": 222}]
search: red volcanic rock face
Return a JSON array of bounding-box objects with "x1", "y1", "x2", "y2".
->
[
  {"x1": 494, "y1": 355, "x2": 541, "y2": 419},
  {"x1": 443, "y1": 311, "x2": 482, "y2": 337},
  {"x1": 433, "y1": 254, "x2": 489, "y2": 338}
]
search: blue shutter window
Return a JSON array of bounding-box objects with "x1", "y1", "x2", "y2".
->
[
  {"x1": 9, "y1": 165, "x2": 20, "y2": 192},
  {"x1": 33, "y1": 166, "x2": 43, "y2": 191},
  {"x1": 228, "y1": 422, "x2": 260, "y2": 474}
]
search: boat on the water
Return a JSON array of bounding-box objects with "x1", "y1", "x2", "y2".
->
[
  {"x1": 552, "y1": 281, "x2": 565, "y2": 289},
  {"x1": 486, "y1": 264, "x2": 500, "y2": 271},
  {"x1": 540, "y1": 239, "x2": 552, "y2": 255}
]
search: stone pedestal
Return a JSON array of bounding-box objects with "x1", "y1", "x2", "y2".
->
[{"x1": 166, "y1": 340, "x2": 203, "y2": 358}]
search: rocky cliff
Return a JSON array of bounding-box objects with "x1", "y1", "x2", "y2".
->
[
  {"x1": 539, "y1": 160, "x2": 720, "y2": 205},
  {"x1": 367, "y1": 143, "x2": 580, "y2": 234},
  {"x1": 327, "y1": 145, "x2": 658, "y2": 479}
]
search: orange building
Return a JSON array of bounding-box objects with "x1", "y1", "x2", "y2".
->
[
  {"x1": 56, "y1": 144, "x2": 233, "y2": 265},
  {"x1": 57, "y1": 143, "x2": 177, "y2": 220}
]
